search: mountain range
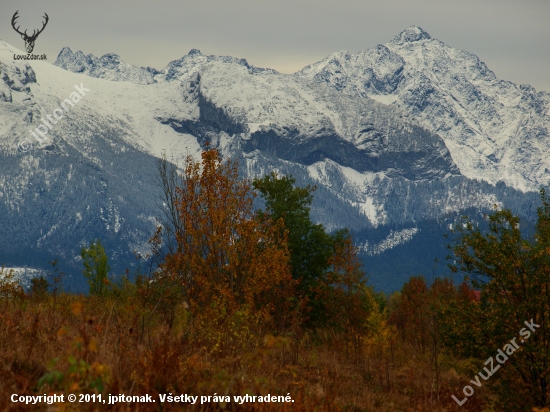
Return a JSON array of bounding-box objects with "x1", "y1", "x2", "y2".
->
[{"x1": 0, "y1": 26, "x2": 546, "y2": 291}]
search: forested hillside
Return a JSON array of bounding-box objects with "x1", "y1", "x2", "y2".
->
[{"x1": 2, "y1": 148, "x2": 550, "y2": 411}]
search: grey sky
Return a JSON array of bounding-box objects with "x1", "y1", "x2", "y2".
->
[{"x1": 1, "y1": 0, "x2": 549, "y2": 91}]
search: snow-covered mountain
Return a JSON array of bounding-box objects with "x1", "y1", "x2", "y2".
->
[
  {"x1": 298, "y1": 26, "x2": 550, "y2": 192},
  {"x1": 0, "y1": 27, "x2": 545, "y2": 290},
  {"x1": 54, "y1": 47, "x2": 278, "y2": 85},
  {"x1": 54, "y1": 47, "x2": 160, "y2": 85}
]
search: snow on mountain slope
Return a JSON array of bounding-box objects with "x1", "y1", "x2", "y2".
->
[
  {"x1": 298, "y1": 26, "x2": 550, "y2": 192},
  {"x1": 0, "y1": 34, "x2": 543, "y2": 278},
  {"x1": 52, "y1": 44, "x2": 458, "y2": 182},
  {"x1": 0, "y1": 38, "x2": 452, "y2": 262},
  {"x1": 55, "y1": 47, "x2": 160, "y2": 85},
  {"x1": 360, "y1": 227, "x2": 420, "y2": 256},
  {"x1": 0, "y1": 41, "x2": 202, "y2": 274},
  {"x1": 194, "y1": 62, "x2": 458, "y2": 181},
  {"x1": 55, "y1": 28, "x2": 550, "y2": 193},
  {"x1": 0, "y1": 267, "x2": 46, "y2": 288},
  {"x1": 54, "y1": 48, "x2": 278, "y2": 85},
  {"x1": 0, "y1": 41, "x2": 201, "y2": 163}
]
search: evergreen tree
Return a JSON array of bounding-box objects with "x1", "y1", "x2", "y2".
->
[
  {"x1": 253, "y1": 172, "x2": 334, "y2": 292},
  {"x1": 253, "y1": 172, "x2": 368, "y2": 327}
]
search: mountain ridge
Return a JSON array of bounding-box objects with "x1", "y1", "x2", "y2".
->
[
  {"x1": 298, "y1": 26, "x2": 550, "y2": 192},
  {"x1": 0, "y1": 27, "x2": 547, "y2": 291},
  {"x1": 53, "y1": 26, "x2": 550, "y2": 192}
]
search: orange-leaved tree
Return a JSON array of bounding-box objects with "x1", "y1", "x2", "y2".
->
[
  {"x1": 153, "y1": 147, "x2": 294, "y2": 329},
  {"x1": 389, "y1": 276, "x2": 479, "y2": 392}
]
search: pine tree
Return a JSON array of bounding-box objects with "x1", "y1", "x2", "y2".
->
[{"x1": 253, "y1": 173, "x2": 334, "y2": 291}]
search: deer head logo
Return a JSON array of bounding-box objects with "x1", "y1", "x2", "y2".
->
[{"x1": 11, "y1": 11, "x2": 49, "y2": 54}]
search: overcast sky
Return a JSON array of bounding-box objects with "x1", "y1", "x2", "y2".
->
[{"x1": 1, "y1": 0, "x2": 549, "y2": 91}]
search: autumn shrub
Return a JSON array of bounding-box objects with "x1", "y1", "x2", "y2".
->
[
  {"x1": 38, "y1": 301, "x2": 111, "y2": 400},
  {"x1": 447, "y1": 188, "x2": 550, "y2": 409},
  {"x1": 0, "y1": 266, "x2": 494, "y2": 412},
  {"x1": 150, "y1": 147, "x2": 298, "y2": 346}
]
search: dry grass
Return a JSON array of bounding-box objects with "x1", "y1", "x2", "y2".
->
[{"x1": 0, "y1": 284, "x2": 496, "y2": 412}]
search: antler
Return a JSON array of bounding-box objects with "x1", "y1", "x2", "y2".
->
[
  {"x1": 11, "y1": 11, "x2": 49, "y2": 40},
  {"x1": 32, "y1": 13, "x2": 49, "y2": 39},
  {"x1": 11, "y1": 11, "x2": 27, "y2": 37}
]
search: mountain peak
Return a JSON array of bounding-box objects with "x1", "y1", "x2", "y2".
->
[
  {"x1": 54, "y1": 48, "x2": 159, "y2": 84},
  {"x1": 57, "y1": 47, "x2": 74, "y2": 58},
  {"x1": 390, "y1": 26, "x2": 432, "y2": 44}
]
